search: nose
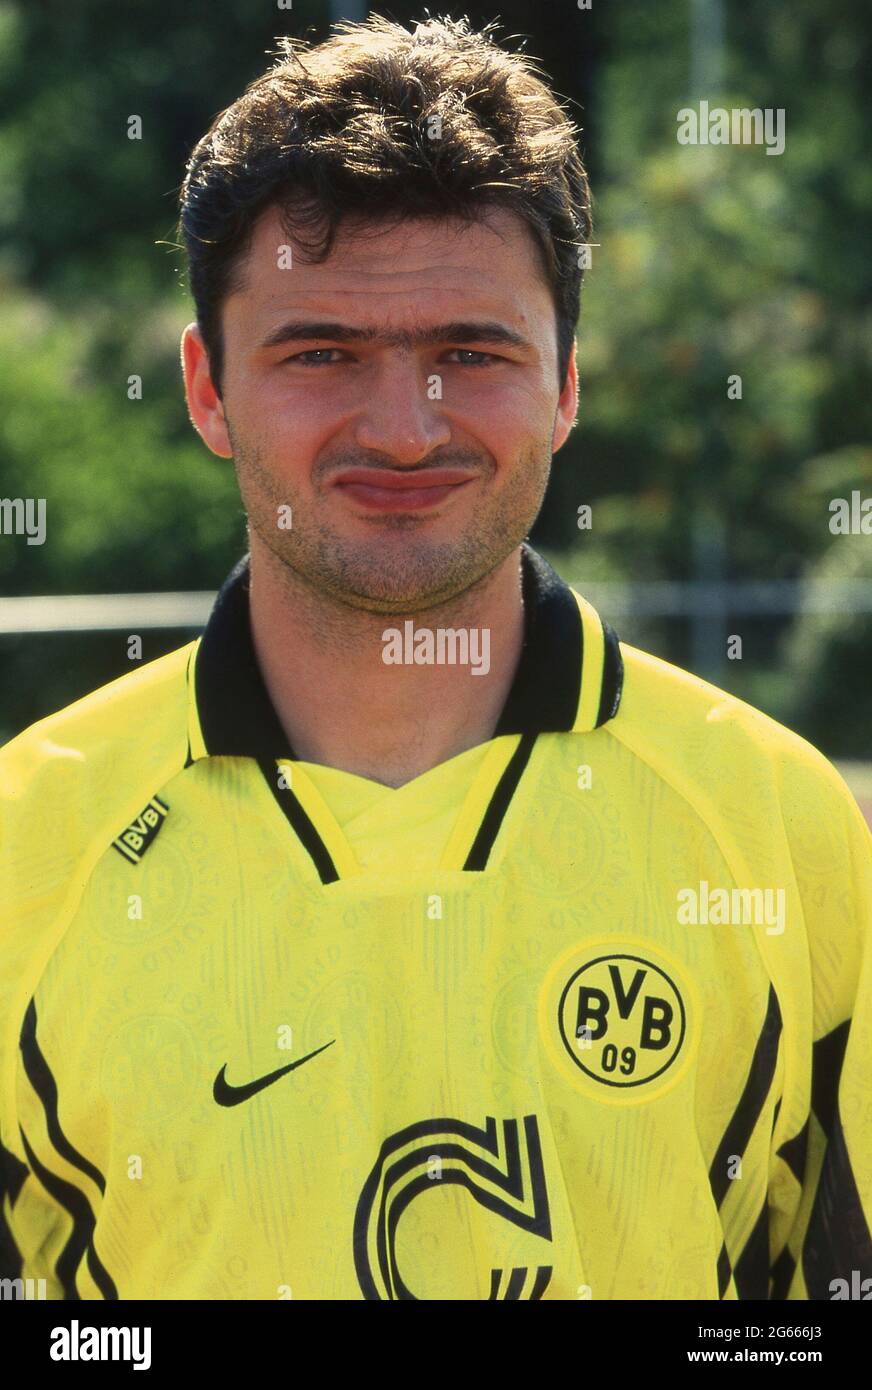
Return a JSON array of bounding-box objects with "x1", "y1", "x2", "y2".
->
[{"x1": 353, "y1": 355, "x2": 452, "y2": 464}]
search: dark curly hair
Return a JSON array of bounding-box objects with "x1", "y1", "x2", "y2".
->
[{"x1": 179, "y1": 13, "x2": 592, "y2": 397}]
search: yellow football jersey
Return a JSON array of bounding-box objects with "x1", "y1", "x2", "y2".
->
[{"x1": 1, "y1": 545, "x2": 870, "y2": 1300}]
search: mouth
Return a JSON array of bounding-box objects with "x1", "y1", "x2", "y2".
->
[{"x1": 330, "y1": 467, "x2": 477, "y2": 513}]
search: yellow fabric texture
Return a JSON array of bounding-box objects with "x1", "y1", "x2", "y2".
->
[
  {"x1": 0, "y1": 602, "x2": 870, "y2": 1301},
  {"x1": 297, "y1": 743, "x2": 493, "y2": 874}
]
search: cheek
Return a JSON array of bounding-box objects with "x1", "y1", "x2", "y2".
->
[
  {"x1": 234, "y1": 364, "x2": 335, "y2": 433},
  {"x1": 233, "y1": 391, "x2": 328, "y2": 469},
  {"x1": 457, "y1": 380, "x2": 554, "y2": 447}
]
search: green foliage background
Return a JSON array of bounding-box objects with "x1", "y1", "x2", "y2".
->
[{"x1": 0, "y1": 0, "x2": 870, "y2": 755}]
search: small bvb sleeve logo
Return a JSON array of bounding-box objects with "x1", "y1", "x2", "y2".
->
[
  {"x1": 558, "y1": 954, "x2": 686, "y2": 1088},
  {"x1": 111, "y1": 796, "x2": 169, "y2": 865}
]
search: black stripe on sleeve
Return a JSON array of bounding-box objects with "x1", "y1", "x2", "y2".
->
[
  {"x1": 802, "y1": 1021, "x2": 872, "y2": 1299},
  {"x1": 0, "y1": 1137, "x2": 28, "y2": 1208},
  {"x1": 770, "y1": 1245, "x2": 796, "y2": 1300},
  {"x1": 776, "y1": 1117, "x2": 809, "y2": 1188},
  {"x1": 463, "y1": 734, "x2": 537, "y2": 872},
  {"x1": 18, "y1": 999, "x2": 118, "y2": 1297},
  {"x1": 810, "y1": 1019, "x2": 848, "y2": 1139},
  {"x1": 732, "y1": 1201, "x2": 770, "y2": 1300},
  {"x1": 708, "y1": 984, "x2": 782, "y2": 1208},
  {"x1": 20, "y1": 1000, "x2": 106, "y2": 1195},
  {"x1": 716, "y1": 1241, "x2": 732, "y2": 1298},
  {"x1": 802, "y1": 1107, "x2": 872, "y2": 1298},
  {"x1": 19, "y1": 1126, "x2": 117, "y2": 1300},
  {"x1": 0, "y1": 1139, "x2": 28, "y2": 1280}
]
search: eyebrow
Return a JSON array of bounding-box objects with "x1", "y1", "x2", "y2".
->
[{"x1": 258, "y1": 319, "x2": 532, "y2": 353}]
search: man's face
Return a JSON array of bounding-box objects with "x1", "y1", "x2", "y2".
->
[{"x1": 182, "y1": 204, "x2": 577, "y2": 613}]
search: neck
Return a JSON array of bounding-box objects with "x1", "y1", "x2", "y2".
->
[{"x1": 248, "y1": 537, "x2": 525, "y2": 788}]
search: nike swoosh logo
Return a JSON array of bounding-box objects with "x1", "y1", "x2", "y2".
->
[{"x1": 213, "y1": 1040, "x2": 335, "y2": 1107}]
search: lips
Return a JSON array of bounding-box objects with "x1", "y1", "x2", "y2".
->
[{"x1": 330, "y1": 467, "x2": 476, "y2": 512}]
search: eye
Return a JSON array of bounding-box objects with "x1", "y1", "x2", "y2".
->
[
  {"x1": 281, "y1": 348, "x2": 348, "y2": 365},
  {"x1": 443, "y1": 349, "x2": 499, "y2": 366}
]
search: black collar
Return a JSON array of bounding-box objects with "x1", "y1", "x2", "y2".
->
[{"x1": 193, "y1": 543, "x2": 621, "y2": 759}]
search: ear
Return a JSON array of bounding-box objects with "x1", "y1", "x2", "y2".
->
[
  {"x1": 551, "y1": 345, "x2": 579, "y2": 454},
  {"x1": 180, "y1": 323, "x2": 233, "y2": 458}
]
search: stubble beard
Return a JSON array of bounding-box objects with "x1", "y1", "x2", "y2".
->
[{"x1": 229, "y1": 430, "x2": 552, "y2": 617}]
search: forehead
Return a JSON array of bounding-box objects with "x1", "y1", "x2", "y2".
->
[{"x1": 226, "y1": 203, "x2": 554, "y2": 330}]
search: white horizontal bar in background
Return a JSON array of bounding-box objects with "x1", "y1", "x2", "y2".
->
[
  {"x1": 575, "y1": 579, "x2": 872, "y2": 618},
  {"x1": 0, "y1": 592, "x2": 216, "y2": 634},
  {"x1": 0, "y1": 579, "x2": 870, "y2": 634}
]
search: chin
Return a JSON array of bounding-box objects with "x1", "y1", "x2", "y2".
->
[
  {"x1": 262, "y1": 524, "x2": 508, "y2": 612},
  {"x1": 328, "y1": 569, "x2": 457, "y2": 615}
]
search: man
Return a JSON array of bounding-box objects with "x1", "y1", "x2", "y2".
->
[{"x1": 1, "y1": 15, "x2": 870, "y2": 1302}]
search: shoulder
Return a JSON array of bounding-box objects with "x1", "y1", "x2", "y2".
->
[
  {"x1": 610, "y1": 643, "x2": 871, "y2": 1029},
  {"x1": 611, "y1": 640, "x2": 870, "y2": 856},
  {"x1": 0, "y1": 641, "x2": 197, "y2": 912},
  {"x1": 0, "y1": 640, "x2": 196, "y2": 805}
]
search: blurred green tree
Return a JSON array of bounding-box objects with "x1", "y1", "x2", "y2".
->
[{"x1": 0, "y1": 0, "x2": 869, "y2": 750}]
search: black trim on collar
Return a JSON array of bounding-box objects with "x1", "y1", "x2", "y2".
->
[
  {"x1": 492, "y1": 544, "x2": 583, "y2": 737},
  {"x1": 257, "y1": 758, "x2": 339, "y2": 884},
  {"x1": 194, "y1": 542, "x2": 619, "y2": 758},
  {"x1": 195, "y1": 555, "x2": 296, "y2": 760},
  {"x1": 596, "y1": 621, "x2": 625, "y2": 728},
  {"x1": 463, "y1": 732, "x2": 538, "y2": 870}
]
